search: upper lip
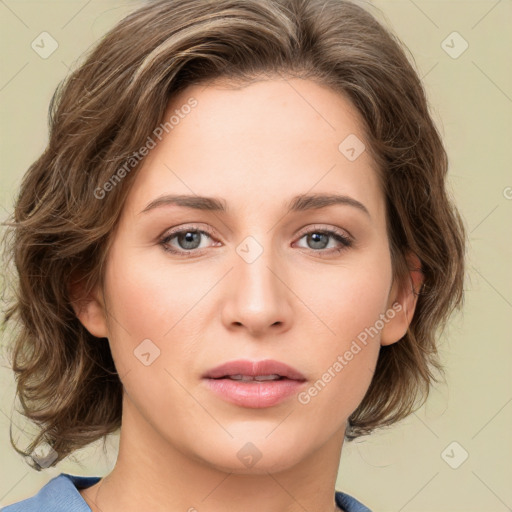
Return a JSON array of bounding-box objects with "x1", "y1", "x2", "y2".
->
[{"x1": 203, "y1": 359, "x2": 306, "y2": 381}]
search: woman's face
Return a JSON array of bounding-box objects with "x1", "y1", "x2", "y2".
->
[{"x1": 79, "y1": 77, "x2": 415, "y2": 474}]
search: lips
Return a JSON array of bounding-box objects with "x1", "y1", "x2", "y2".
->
[
  {"x1": 202, "y1": 359, "x2": 306, "y2": 381},
  {"x1": 202, "y1": 359, "x2": 307, "y2": 408}
]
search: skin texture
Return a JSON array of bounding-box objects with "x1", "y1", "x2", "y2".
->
[{"x1": 73, "y1": 77, "x2": 422, "y2": 512}]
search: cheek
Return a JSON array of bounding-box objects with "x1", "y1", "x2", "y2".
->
[
  {"x1": 296, "y1": 253, "x2": 392, "y2": 343},
  {"x1": 292, "y1": 255, "x2": 391, "y2": 412},
  {"x1": 101, "y1": 248, "x2": 214, "y2": 379},
  {"x1": 295, "y1": 292, "x2": 382, "y2": 432},
  {"x1": 104, "y1": 249, "x2": 204, "y2": 336}
]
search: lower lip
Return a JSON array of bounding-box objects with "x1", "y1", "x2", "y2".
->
[{"x1": 203, "y1": 378, "x2": 306, "y2": 408}]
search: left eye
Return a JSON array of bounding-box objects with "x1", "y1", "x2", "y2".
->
[{"x1": 295, "y1": 229, "x2": 353, "y2": 253}]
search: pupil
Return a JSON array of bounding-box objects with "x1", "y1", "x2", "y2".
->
[
  {"x1": 179, "y1": 231, "x2": 200, "y2": 249},
  {"x1": 309, "y1": 232, "x2": 328, "y2": 249}
]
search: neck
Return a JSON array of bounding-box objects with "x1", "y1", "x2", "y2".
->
[{"x1": 82, "y1": 393, "x2": 347, "y2": 512}]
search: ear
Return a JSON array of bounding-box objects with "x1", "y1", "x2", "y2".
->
[
  {"x1": 380, "y1": 251, "x2": 424, "y2": 346},
  {"x1": 68, "y1": 271, "x2": 109, "y2": 339}
]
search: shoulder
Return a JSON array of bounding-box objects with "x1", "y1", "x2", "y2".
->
[
  {"x1": 2, "y1": 476, "x2": 367, "y2": 512},
  {"x1": 1, "y1": 473, "x2": 101, "y2": 512},
  {"x1": 335, "y1": 490, "x2": 373, "y2": 512}
]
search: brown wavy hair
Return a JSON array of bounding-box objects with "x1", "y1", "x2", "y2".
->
[{"x1": 1, "y1": 0, "x2": 466, "y2": 469}]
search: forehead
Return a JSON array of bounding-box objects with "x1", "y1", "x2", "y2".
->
[{"x1": 124, "y1": 77, "x2": 384, "y2": 221}]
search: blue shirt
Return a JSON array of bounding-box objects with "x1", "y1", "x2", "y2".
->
[{"x1": 1, "y1": 473, "x2": 372, "y2": 512}]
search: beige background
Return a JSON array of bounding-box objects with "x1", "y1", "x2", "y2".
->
[{"x1": 0, "y1": 1, "x2": 511, "y2": 511}]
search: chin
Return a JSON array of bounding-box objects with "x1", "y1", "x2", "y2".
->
[{"x1": 188, "y1": 434, "x2": 309, "y2": 475}]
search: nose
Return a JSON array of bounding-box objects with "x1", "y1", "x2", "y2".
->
[{"x1": 221, "y1": 241, "x2": 293, "y2": 337}]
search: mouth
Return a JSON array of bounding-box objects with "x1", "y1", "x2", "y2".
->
[
  {"x1": 202, "y1": 359, "x2": 307, "y2": 408},
  {"x1": 202, "y1": 359, "x2": 307, "y2": 382},
  {"x1": 213, "y1": 374, "x2": 288, "y2": 382}
]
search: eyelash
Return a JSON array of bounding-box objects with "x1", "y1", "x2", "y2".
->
[{"x1": 159, "y1": 224, "x2": 353, "y2": 258}]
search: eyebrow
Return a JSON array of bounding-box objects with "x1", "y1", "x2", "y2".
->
[{"x1": 140, "y1": 193, "x2": 370, "y2": 218}]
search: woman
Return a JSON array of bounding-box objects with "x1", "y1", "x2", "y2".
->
[{"x1": 1, "y1": 0, "x2": 466, "y2": 511}]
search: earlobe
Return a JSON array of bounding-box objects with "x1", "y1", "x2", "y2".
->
[
  {"x1": 380, "y1": 251, "x2": 424, "y2": 346},
  {"x1": 68, "y1": 275, "x2": 109, "y2": 339}
]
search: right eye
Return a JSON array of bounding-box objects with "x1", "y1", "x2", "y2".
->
[{"x1": 159, "y1": 225, "x2": 219, "y2": 256}]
